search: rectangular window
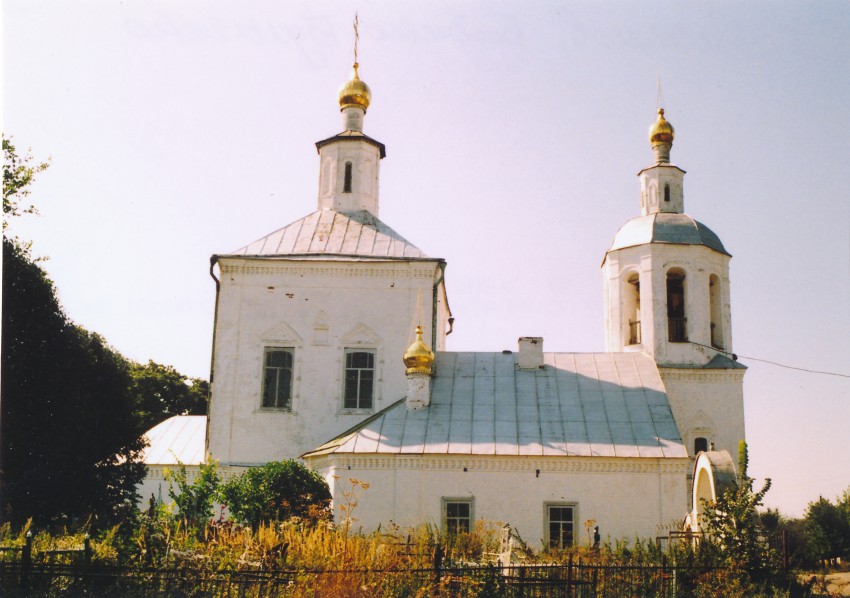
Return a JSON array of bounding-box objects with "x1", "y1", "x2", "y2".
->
[
  {"x1": 547, "y1": 504, "x2": 575, "y2": 549},
  {"x1": 262, "y1": 348, "x2": 293, "y2": 410},
  {"x1": 344, "y1": 349, "x2": 374, "y2": 410},
  {"x1": 443, "y1": 499, "x2": 473, "y2": 535}
]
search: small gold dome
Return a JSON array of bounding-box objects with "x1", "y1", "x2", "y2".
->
[
  {"x1": 338, "y1": 63, "x2": 371, "y2": 111},
  {"x1": 403, "y1": 325, "x2": 434, "y2": 375},
  {"x1": 649, "y1": 108, "x2": 675, "y2": 144}
]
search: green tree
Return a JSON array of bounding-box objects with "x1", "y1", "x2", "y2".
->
[
  {"x1": 702, "y1": 441, "x2": 776, "y2": 578},
  {"x1": 165, "y1": 461, "x2": 220, "y2": 527},
  {"x1": 2, "y1": 239, "x2": 147, "y2": 524},
  {"x1": 2, "y1": 135, "x2": 49, "y2": 229},
  {"x1": 2, "y1": 139, "x2": 145, "y2": 526},
  {"x1": 131, "y1": 361, "x2": 208, "y2": 431},
  {"x1": 804, "y1": 494, "x2": 850, "y2": 564},
  {"x1": 219, "y1": 460, "x2": 331, "y2": 528}
]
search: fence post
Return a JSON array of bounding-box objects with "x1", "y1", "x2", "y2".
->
[
  {"x1": 567, "y1": 554, "x2": 573, "y2": 598},
  {"x1": 21, "y1": 531, "x2": 33, "y2": 594},
  {"x1": 782, "y1": 529, "x2": 789, "y2": 571},
  {"x1": 84, "y1": 533, "x2": 92, "y2": 565},
  {"x1": 433, "y1": 543, "x2": 443, "y2": 586},
  {"x1": 592, "y1": 566, "x2": 598, "y2": 598},
  {"x1": 661, "y1": 555, "x2": 667, "y2": 597}
]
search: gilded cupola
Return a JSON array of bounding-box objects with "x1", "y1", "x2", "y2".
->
[
  {"x1": 649, "y1": 108, "x2": 675, "y2": 144},
  {"x1": 649, "y1": 108, "x2": 675, "y2": 163},
  {"x1": 338, "y1": 63, "x2": 371, "y2": 112},
  {"x1": 403, "y1": 325, "x2": 435, "y2": 375}
]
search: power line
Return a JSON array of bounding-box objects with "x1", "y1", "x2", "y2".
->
[{"x1": 686, "y1": 341, "x2": 850, "y2": 379}]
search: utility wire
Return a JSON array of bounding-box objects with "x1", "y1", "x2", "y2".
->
[{"x1": 687, "y1": 341, "x2": 850, "y2": 379}]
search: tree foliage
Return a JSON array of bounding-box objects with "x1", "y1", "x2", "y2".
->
[
  {"x1": 701, "y1": 442, "x2": 776, "y2": 577},
  {"x1": 219, "y1": 461, "x2": 332, "y2": 528},
  {"x1": 131, "y1": 361, "x2": 208, "y2": 431},
  {"x1": 2, "y1": 138, "x2": 212, "y2": 527},
  {"x1": 803, "y1": 491, "x2": 850, "y2": 564},
  {"x1": 2, "y1": 135, "x2": 49, "y2": 228},
  {"x1": 2, "y1": 239, "x2": 146, "y2": 525}
]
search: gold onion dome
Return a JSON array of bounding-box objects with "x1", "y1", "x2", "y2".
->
[
  {"x1": 403, "y1": 326, "x2": 434, "y2": 375},
  {"x1": 338, "y1": 63, "x2": 371, "y2": 111},
  {"x1": 649, "y1": 108, "x2": 675, "y2": 145}
]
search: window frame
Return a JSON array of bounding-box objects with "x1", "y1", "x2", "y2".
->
[
  {"x1": 442, "y1": 497, "x2": 474, "y2": 536},
  {"x1": 545, "y1": 502, "x2": 577, "y2": 549},
  {"x1": 342, "y1": 348, "x2": 376, "y2": 412},
  {"x1": 260, "y1": 347, "x2": 295, "y2": 411}
]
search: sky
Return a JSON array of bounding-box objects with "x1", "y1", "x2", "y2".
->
[{"x1": 3, "y1": 1, "x2": 849, "y2": 518}]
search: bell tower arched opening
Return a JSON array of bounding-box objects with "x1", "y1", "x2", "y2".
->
[
  {"x1": 666, "y1": 269, "x2": 687, "y2": 342},
  {"x1": 623, "y1": 272, "x2": 641, "y2": 346},
  {"x1": 709, "y1": 274, "x2": 723, "y2": 349}
]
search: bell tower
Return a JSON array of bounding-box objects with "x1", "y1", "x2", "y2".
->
[
  {"x1": 602, "y1": 109, "x2": 734, "y2": 366},
  {"x1": 601, "y1": 108, "x2": 746, "y2": 461}
]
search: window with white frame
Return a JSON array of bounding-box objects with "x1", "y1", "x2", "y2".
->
[
  {"x1": 443, "y1": 498, "x2": 473, "y2": 535},
  {"x1": 343, "y1": 349, "x2": 375, "y2": 410},
  {"x1": 262, "y1": 348, "x2": 294, "y2": 410},
  {"x1": 546, "y1": 503, "x2": 576, "y2": 549}
]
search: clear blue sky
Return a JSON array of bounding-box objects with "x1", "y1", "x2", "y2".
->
[{"x1": 4, "y1": 1, "x2": 849, "y2": 518}]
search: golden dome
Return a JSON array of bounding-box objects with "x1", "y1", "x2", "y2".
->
[
  {"x1": 649, "y1": 108, "x2": 675, "y2": 144},
  {"x1": 338, "y1": 63, "x2": 371, "y2": 111},
  {"x1": 403, "y1": 325, "x2": 434, "y2": 375}
]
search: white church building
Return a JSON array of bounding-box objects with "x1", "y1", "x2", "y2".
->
[{"x1": 141, "y1": 58, "x2": 745, "y2": 548}]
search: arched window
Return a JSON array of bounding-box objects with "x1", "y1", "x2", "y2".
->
[
  {"x1": 666, "y1": 269, "x2": 687, "y2": 342},
  {"x1": 624, "y1": 273, "x2": 641, "y2": 345},
  {"x1": 709, "y1": 274, "x2": 723, "y2": 349},
  {"x1": 664, "y1": 183, "x2": 670, "y2": 202},
  {"x1": 343, "y1": 162, "x2": 353, "y2": 193},
  {"x1": 694, "y1": 437, "x2": 709, "y2": 454}
]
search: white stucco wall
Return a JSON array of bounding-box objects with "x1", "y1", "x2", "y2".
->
[
  {"x1": 659, "y1": 368, "x2": 746, "y2": 461},
  {"x1": 208, "y1": 258, "x2": 450, "y2": 466},
  {"x1": 309, "y1": 455, "x2": 690, "y2": 547}
]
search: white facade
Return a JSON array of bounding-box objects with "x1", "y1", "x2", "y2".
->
[
  {"x1": 313, "y1": 454, "x2": 688, "y2": 544},
  {"x1": 205, "y1": 64, "x2": 452, "y2": 466},
  {"x1": 137, "y1": 67, "x2": 748, "y2": 548},
  {"x1": 208, "y1": 257, "x2": 449, "y2": 465}
]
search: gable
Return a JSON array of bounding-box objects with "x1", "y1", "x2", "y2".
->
[
  {"x1": 340, "y1": 323, "x2": 382, "y2": 346},
  {"x1": 260, "y1": 321, "x2": 303, "y2": 345}
]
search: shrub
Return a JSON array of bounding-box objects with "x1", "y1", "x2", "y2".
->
[
  {"x1": 219, "y1": 460, "x2": 331, "y2": 528},
  {"x1": 165, "y1": 460, "x2": 220, "y2": 527}
]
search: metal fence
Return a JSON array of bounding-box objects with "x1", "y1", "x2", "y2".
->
[{"x1": 0, "y1": 559, "x2": 727, "y2": 597}]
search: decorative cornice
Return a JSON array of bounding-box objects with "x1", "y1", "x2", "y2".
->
[
  {"x1": 304, "y1": 454, "x2": 689, "y2": 475},
  {"x1": 658, "y1": 368, "x2": 746, "y2": 383},
  {"x1": 219, "y1": 262, "x2": 438, "y2": 279}
]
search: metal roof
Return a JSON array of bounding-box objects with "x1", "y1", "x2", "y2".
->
[
  {"x1": 222, "y1": 209, "x2": 429, "y2": 259},
  {"x1": 606, "y1": 213, "x2": 729, "y2": 257},
  {"x1": 315, "y1": 131, "x2": 386, "y2": 158},
  {"x1": 303, "y1": 352, "x2": 687, "y2": 460},
  {"x1": 140, "y1": 415, "x2": 206, "y2": 465}
]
